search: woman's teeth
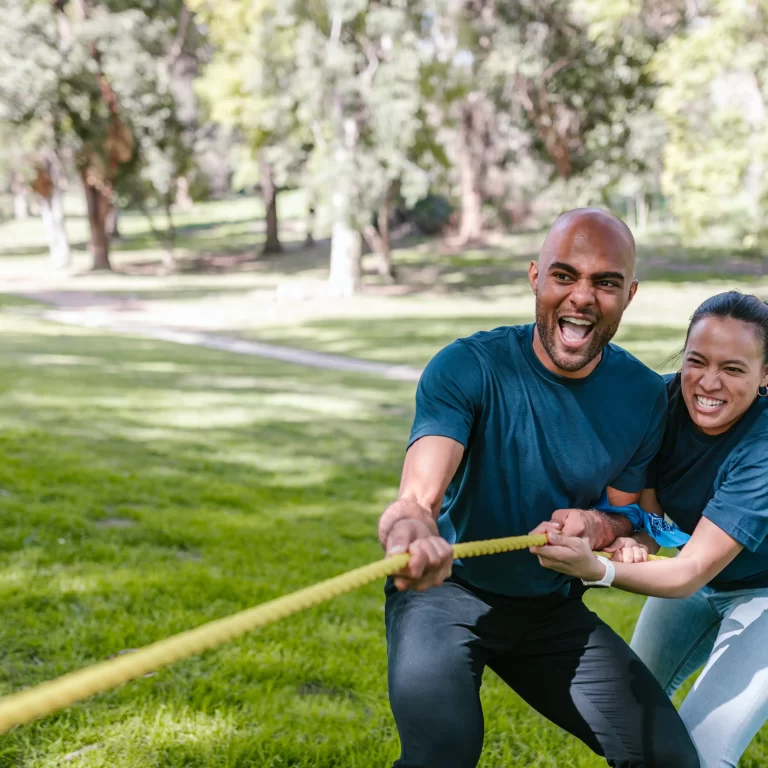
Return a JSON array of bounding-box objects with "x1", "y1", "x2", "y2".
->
[{"x1": 696, "y1": 395, "x2": 725, "y2": 410}]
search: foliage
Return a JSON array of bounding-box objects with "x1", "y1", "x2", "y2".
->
[
  {"x1": 195, "y1": 0, "x2": 451, "y2": 288},
  {"x1": 651, "y1": 0, "x2": 768, "y2": 243},
  {"x1": 0, "y1": 0, "x2": 198, "y2": 265},
  {"x1": 193, "y1": 0, "x2": 309, "y2": 193},
  {"x1": 2, "y1": 0, "x2": 766, "y2": 275}
]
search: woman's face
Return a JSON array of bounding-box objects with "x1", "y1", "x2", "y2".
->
[{"x1": 681, "y1": 316, "x2": 768, "y2": 436}]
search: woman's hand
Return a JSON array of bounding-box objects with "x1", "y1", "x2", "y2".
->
[
  {"x1": 529, "y1": 531, "x2": 607, "y2": 581},
  {"x1": 603, "y1": 537, "x2": 649, "y2": 563}
]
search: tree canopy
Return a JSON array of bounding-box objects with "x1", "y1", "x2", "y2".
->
[{"x1": 0, "y1": 0, "x2": 763, "y2": 286}]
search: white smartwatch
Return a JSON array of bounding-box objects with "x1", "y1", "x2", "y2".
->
[{"x1": 581, "y1": 556, "x2": 615, "y2": 588}]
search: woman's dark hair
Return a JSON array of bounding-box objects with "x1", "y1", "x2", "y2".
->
[{"x1": 684, "y1": 291, "x2": 768, "y2": 364}]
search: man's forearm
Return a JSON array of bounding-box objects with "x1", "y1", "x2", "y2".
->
[
  {"x1": 592, "y1": 511, "x2": 633, "y2": 550},
  {"x1": 378, "y1": 498, "x2": 437, "y2": 549}
]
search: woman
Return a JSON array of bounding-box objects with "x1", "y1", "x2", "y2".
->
[{"x1": 533, "y1": 291, "x2": 768, "y2": 767}]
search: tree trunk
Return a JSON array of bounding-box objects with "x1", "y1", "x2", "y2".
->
[
  {"x1": 328, "y1": 218, "x2": 362, "y2": 297},
  {"x1": 32, "y1": 154, "x2": 71, "y2": 269},
  {"x1": 106, "y1": 204, "x2": 120, "y2": 238},
  {"x1": 40, "y1": 187, "x2": 70, "y2": 269},
  {"x1": 458, "y1": 148, "x2": 483, "y2": 243},
  {"x1": 327, "y1": 104, "x2": 361, "y2": 295},
  {"x1": 456, "y1": 98, "x2": 485, "y2": 244},
  {"x1": 13, "y1": 193, "x2": 29, "y2": 220},
  {"x1": 11, "y1": 173, "x2": 29, "y2": 220},
  {"x1": 375, "y1": 189, "x2": 394, "y2": 281},
  {"x1": 81, "y1": 174, "x2": 112, "y2": 271},
  {"x1": 260, "y1": 156, "x2": 282, "y2": 254},
  {"x1": 174, "y1": 176, "x2": 193, "y2": 209},
  {"x1": 304, "y1": 203, "x2": 315, "y2": 247},
  {"x1": 161, "y1": 197, "x2": 177, "y2": 271},
  {"x1": 635, "y1": 192, "x2": 648, "y2": 232}
]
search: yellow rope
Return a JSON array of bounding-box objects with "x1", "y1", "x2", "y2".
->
[{"x1": 0, "y1": 534, "x2": 663, "y2": 733}]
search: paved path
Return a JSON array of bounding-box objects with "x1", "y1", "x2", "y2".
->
[{"x1": 9, "y1": 290, "x2": 422, "y2": 383}]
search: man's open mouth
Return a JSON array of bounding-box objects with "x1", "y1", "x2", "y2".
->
[
  {"x1": 694, "y1": 394, "x2": 726, "y2": 413},
  {"x1": 557, "y1": 316, "x2": 595, "y2": 349}
]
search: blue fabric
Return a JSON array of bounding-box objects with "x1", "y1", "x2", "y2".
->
[
  {"x1": 593, "y1": 490, "x2": 691, "y2": 548},
  {"x1": 653, "y1": 373, "x2": 768, "y2": 590},
  {"x1": 409, "y1": 324, "x2": 667, "y2": 597}
]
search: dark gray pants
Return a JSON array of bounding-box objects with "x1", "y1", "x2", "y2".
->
[{"x1": 385, "y1": 577, "x2": 699, "y2": 768}]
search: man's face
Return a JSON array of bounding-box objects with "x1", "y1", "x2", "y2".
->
[{"x1": 528, "y1": 218, "x2": 637, "y2": 374}]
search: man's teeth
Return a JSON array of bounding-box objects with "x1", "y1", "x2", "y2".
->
[
  {"x1": 559, "y1": 317, "x2": 593, "y2": 342},
  {"x1": 696, "y1": 395, "x2": 725, "y2": 409}
]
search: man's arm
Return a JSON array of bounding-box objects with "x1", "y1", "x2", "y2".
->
[
  {"x1": 379, "y1": 436, "x2": 464, "y2": 591},
  {"x1": 548, "y1": 486, "x2": 636, "y2": 551}
]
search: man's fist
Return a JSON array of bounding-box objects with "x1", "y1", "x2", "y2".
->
[
  {"x1": 386, "y1": 518, "x2": 454, "y2": 592},
  {"x1": 550, "y1": 508, "x2": 614, "y2": 550}
]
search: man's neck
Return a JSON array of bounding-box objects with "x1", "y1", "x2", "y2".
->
[{"x1": 531, "y1": 326, "x2": 602, "y2": 379}]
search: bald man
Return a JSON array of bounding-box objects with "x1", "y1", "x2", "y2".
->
[{"x1": 378, "y1": 209, "x2": 699, "y2": 767}]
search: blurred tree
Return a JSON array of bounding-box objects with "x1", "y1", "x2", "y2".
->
[
  {"x1": 196, "y1": 0, "x2": 439, "y2": 293},
  {"x1": 194, "y1": 0, "x2": 308, "y2": 255},
  {"x1": 426, "y1": 0, "x2": 681, "y2": 240},
  {"x1": 111, "y1": 0, "x2": 202, "y2": 270},
  {"x1": 0, "y1": 0, "x2": 196, "y2": 271},
  {"x1": 0, "y1": 7, "x2": 74, "y2": 267},
  {"x1": 650, "y1": 0, "x2": 768, "y2": 244}
]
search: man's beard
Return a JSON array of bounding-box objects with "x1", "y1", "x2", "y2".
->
[{"x1": 535, "y1": 303, "x2": 620, "y2": 373}]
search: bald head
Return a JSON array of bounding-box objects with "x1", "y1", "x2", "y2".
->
[
  {"x1": 539, "y1": 208, "x2": 636, "y2": 278},
  {"x1": 528, "y1": 208, "x2": 639, "y2": 377}
]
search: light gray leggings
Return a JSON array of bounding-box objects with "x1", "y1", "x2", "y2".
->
[{"x1": 631, "y1": 584, "x2": 768, "y2": 767}]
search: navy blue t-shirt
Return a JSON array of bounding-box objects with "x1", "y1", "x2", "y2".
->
[
  {"x1": 652, "y1": 373, "x2": 768, "y2": 590},
  {"x1": 409, "y1": 324, "x2": 667, "y2": 597}
]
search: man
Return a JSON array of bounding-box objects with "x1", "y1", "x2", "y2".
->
[{"x1": 378, "y1": 209, "x2": 699, "y2": 768}]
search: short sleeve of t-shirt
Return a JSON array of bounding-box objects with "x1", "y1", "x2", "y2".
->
[
  {"x1": 644, "y1": 373, "x2": 678, "y2": 490},
  {"x1": 408, "y1": 340, "x2": 484, "y2": 450},
  {"x1": 609, "y1": 384, "x2": 667, "y2": 493},
  {"x1": 703, "y1": 443, "x2": 768, "y2": 552}
]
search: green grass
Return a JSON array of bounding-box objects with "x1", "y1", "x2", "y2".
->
[
  {"x1": 2, "y1": 313, "x2": 767, "y2": 768},
  {"x1": 2, "y1": 203, "x2": 768, "y2": 765},
  {"x1": 0, "y1": 313, "x2": 411, "y2": 767}
]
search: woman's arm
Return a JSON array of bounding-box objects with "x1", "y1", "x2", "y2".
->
[
  {"x1": 531, "y1": 516, "x2": 744, "y2": 599},
  {"x1": 639, "y1": 487, "x2": 663, "y2": 516}
]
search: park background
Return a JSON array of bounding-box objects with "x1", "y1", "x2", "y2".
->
[{"x1": 1, "y1": 0, "x2": 768, "y2": 765}]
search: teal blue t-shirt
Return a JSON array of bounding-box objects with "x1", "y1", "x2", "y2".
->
[
  {"x1": 653, "y1": 373, "x2": 768, "y2": 590},
  {"x1": 409, "y1": 324, "x2": 667, "y2": 597}
]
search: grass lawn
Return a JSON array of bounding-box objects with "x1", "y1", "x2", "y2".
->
[
  {"x1": 2, "y1": 307, "x2": 768, "y2": 768},
  {"x1": 2, "y1": 204, "x2": 768, "y2": 765}
]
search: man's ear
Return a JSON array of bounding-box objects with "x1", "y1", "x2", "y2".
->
[
  {"x1": 528, "y1": 261, "x2": 539, "y2": 295},
  {"x1": 625, "y1": 280, "x2": 639, "y2": 309}
]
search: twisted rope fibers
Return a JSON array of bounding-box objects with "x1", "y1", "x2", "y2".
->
[{"x1": 0, "y1": 534, "x2": 662, "y2": 733}]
